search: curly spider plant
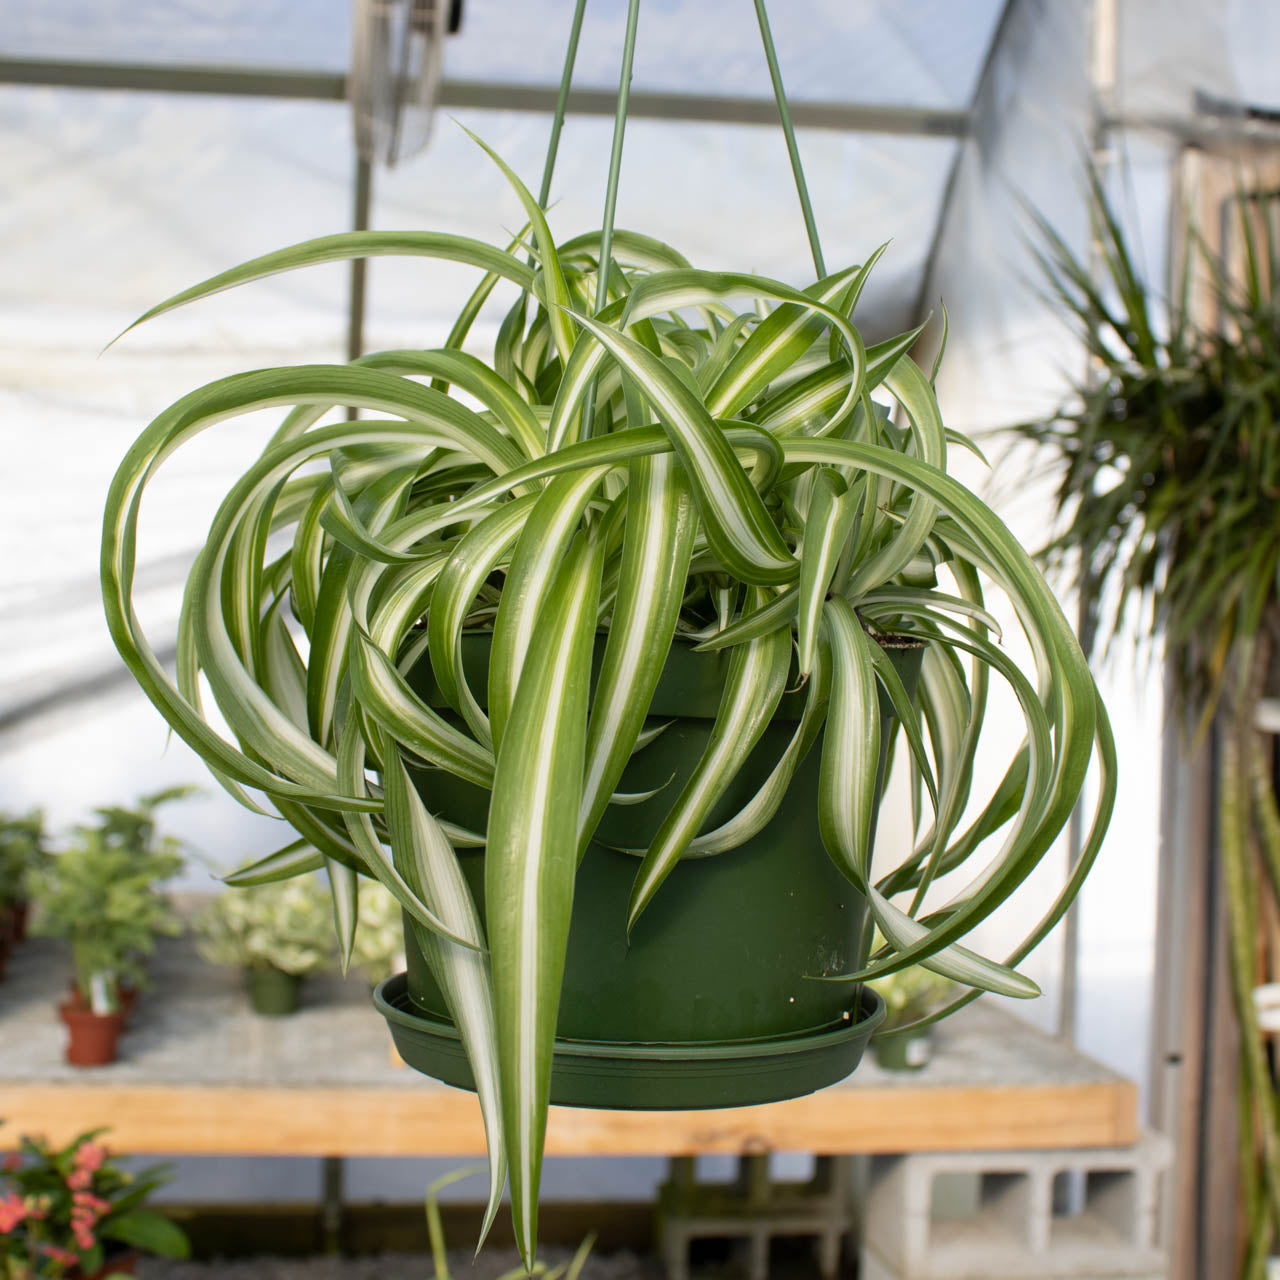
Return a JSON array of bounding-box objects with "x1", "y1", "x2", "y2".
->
[{"x1": 101, "y1": 1, "x2": 1113, "y2": 1263}]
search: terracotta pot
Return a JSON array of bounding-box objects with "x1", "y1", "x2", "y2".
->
[
  {"x1": 67, "y1": 981, "x2": 138, "y2": 1022},
  {"x1": 75, "y1": 1249, "x2": 140, "y2": 1278},
  {"x1": 8, "y1": 900, "x2": 29, "y2": 943},
  {"x1": 58, "y1": 1003, "x2": 126, "y2": 1067}
]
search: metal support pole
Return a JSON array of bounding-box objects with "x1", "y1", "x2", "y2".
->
[
  {"x1": 1057, "y1": 0, "x2": 1119, "y2": 1049},
  {"x1": 321, "y1": 1155, "x2": 345, "y2": 1253},
  {"x1": 346, "y1": 155, "x2": 373, "y2": 419}
]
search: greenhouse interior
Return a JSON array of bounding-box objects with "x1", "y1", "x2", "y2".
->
[{"x1": 2, "y1": 1, "x2": 1279, "y2": 1277}]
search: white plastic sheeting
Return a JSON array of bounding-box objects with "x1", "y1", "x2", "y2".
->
[{"x1": 1, "y1": 0, "x2": 1278, "y2": 1201}]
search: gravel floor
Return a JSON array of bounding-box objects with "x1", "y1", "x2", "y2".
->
[{"x1": 137, "y1": 1248, "x2": 666, "y2": 1280}]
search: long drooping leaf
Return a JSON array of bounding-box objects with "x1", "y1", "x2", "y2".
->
[
  {"x1": 796, "y1": 468, "x2": 857, "y2": 674},
  {"x1": 684, "y1": 636, "x2": 832, "y2": 856},
  {"x1": 384, "y1": 748, "x2": 508, "y2": 1245},
  {"x1": 627, "y1": 596, "x2": 791, "y2": 928},
  {"x1": 579, "y1": 452, "x2": 696, "y2": 850},
  {"x1": 488, "y1": 467, "x2": 610, "y2": 750},
  {"x1": 115, "y1": 232, "x2": 536, "y2": 343},
  {"x1": 485, "y1": 529, "x2": 603, "y2": 1268},
  {"x1": 818, "y1": 597, "x2": 883, "y2": 889}
]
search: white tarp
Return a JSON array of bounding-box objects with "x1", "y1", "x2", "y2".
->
[{"x1": 1, "y1": 0, "x2": 1276, "y2": 1202}]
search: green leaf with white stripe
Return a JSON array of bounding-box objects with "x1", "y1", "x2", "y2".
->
[
  {"x1": 223, "y1": 840, "x2": 325, "y2": 887},
  {"x1": 570, "y1": 312, "x2": 797, "y2": 586},
  {"x1": 384, "y1": 750, "x2": 508, "y2": 1244},
  {"x1": 484, "y1": 530, "x2": 603, "y2": 1269},
  {"x1": 796, "y1": 469, "x2": 857, "y2": 675},
  {"x1": 579, "y1": 452, "x2": 696, "y2": 851},
  {"x1": 627, "y1": 596, "x2": 790, "y2": 928},
  {"x1": 488, "y1": 467, "x2": 609, "y2": 750},
  {"x1": 818, "y1": 597, "x2": 883, "y2": 888}
]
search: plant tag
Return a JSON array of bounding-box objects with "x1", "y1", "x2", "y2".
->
[
  {"x1": 89, "y1": 971, "x2": 113, "y2": 1015},
  {"x1": 905, "y1": 1035, "x2": 931, "y2": 1068}
]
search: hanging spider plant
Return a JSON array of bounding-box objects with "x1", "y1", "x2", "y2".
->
[
  {"x1": 101, "y1": 1, "x2": 1113, "y2": 1264},
  {"x1": 1011, "y1": 166, "x2": 1280, "y2": 1274}
]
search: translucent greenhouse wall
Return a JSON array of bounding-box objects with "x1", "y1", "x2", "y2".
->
[{"x1": 2, "y1": 0, "x2": 1278, "y2": 1208}]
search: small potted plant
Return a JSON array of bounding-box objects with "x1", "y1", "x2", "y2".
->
[
  {"x1": 28, "y1": 793, "x2": 188, "y2": 1066},
  {"x1": 193, "y1": 877, "x2": 334, "y2": 1015},
  {"x1": 0, "y1": 1127, "x2": 190, "y2": 1278},
  {"x1": 870, "y1": 964, "x2": 957, "y2": 1071},
  {"x1": 0, "y1": 809, "x2": 48, "y2": 977}
]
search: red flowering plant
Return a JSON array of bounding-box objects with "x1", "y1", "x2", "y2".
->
[{"x1": 0, "y1": 1129, "x2": 188, "y2": 1278}]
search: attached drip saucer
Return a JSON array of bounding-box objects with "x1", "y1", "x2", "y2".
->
[{"x1": 374, "y1": 972, "x2": 885, "y2": 1110}]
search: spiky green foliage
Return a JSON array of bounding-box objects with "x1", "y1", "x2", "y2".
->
[
  {"x1": 1011, "y1": 167, "x2": 1280, "y2": 715},
  {"x1": 0, "y1": 808, "x2": 49, "y2": 908},
  {"x1": 1014, "y1": 168, "x2": 1280, "y2": 1274}
]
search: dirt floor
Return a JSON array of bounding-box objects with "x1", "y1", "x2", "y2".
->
[{"x1": 138, "y1": 1247, "x2": 666, "y2": 1280}]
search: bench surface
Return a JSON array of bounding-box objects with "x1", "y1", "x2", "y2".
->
[{"x1": 0, "y1": 934, "x2": 1137, "y2": 1157}]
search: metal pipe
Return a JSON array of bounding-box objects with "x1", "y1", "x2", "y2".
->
[{"x1": 0, "y1": 57, "x2": 970, "y2": 137}]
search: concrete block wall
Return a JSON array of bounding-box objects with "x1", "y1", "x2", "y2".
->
[
  {"x1": 859, "y1": 1132, "x2": 1171, "y2": 1279},
  {"x1": 655, "y1": 1155, "x2": 849, "y2": 1280}
]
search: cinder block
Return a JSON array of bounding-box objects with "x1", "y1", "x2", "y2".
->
[
  {"x1": 656, "y1": 1154, "x2": 850, "y2": 1280},
  {"x1": 858, "y1": 1132, "x2": 1171, "y2": 1279}
]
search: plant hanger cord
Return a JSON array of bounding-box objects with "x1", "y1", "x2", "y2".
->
[
  {"x1": 753, "y1": 0, "x2": 826, "y2": 279},
  {"x1": 595, "y1": 0, "x2": 642, "y2": 314},
  {"x1": 580, "y1": 0, "x2": 642, "y2": 440},
  {"x1": 536, "y1": 0, "x2": 589, "y2": 209}
]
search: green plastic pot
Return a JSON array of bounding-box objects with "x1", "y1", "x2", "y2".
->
[
  {"x1": 245, "y1": 965, "x2": 303, "y2": 1016},
  {"x1": 383, "y1": 633, "x2": 921, "y2": 1108},
  {"x1": 873, "y1": 1028, "x2": 934, "y2": 1072}
]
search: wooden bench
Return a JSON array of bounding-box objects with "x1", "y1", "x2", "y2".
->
[{"x1": 0, "y1": 936, "x2": 1137, "y2": 1158}]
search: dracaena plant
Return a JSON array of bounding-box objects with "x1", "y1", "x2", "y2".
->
[
  {"x1": 100, "y1": 0, "x2": 1113, "y2": 1263},
  {"x1": 1011, "y1": 167, "x2": 1280, "y2": 1273}
]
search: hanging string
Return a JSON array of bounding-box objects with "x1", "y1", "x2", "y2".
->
[
  {"x1": 595, "y1": 0, "x2": 643, "y2": 313},
  {"x1": 753, "y1": 0, "x2": 827, "y2": 279},
  {"x1": 537, "y1": 0, "x2": 589, "y2": 209},
  {"x1": 578, "y1": 0, "x2": 642, "y2": 441}
]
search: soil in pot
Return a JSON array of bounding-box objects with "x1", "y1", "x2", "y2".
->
[
  {"x1": 245, "y1": 965, "x2": 303, "y2": 1016},
  {"x1": 58, "y1": 1004, "x2": 126, "y2": 1067}
]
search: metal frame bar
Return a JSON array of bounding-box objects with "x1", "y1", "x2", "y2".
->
[
  {"x1": 0, "y1": 57, "x2": 970, "y2": 137},
  {"x1": 908, "y1": 0, "x2": 1019, "y2": 331}
]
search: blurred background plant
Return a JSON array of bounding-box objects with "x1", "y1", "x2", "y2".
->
[
  {"x1": 1010, "y1": 168, "x2": 1280, "y2": 1268},
  {"x1": 873, "y1": 965, "x2": 959, "y2": 1033},
  {"x1": 347, "y1": 880, "x2": 407, "y2": 990},
  {"x1": 1010, "y1": 168, "x2": 1280, "y2": 721},
  {"x1": 27, "y1": 790, "x2": 191, "y2": 1014},
  {"x1": 193, "y1": 876, "x2": 335, "y2": 1015},
  {"x1": 0, "y1": 1125, "x2": 189, "y2": 1278},
  {"x1": 0, "y1": 809, "x2": 48, "y2": 961},
  {"x1": 870, "y1": 962, "x2": 956, "y2": 1071}
]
